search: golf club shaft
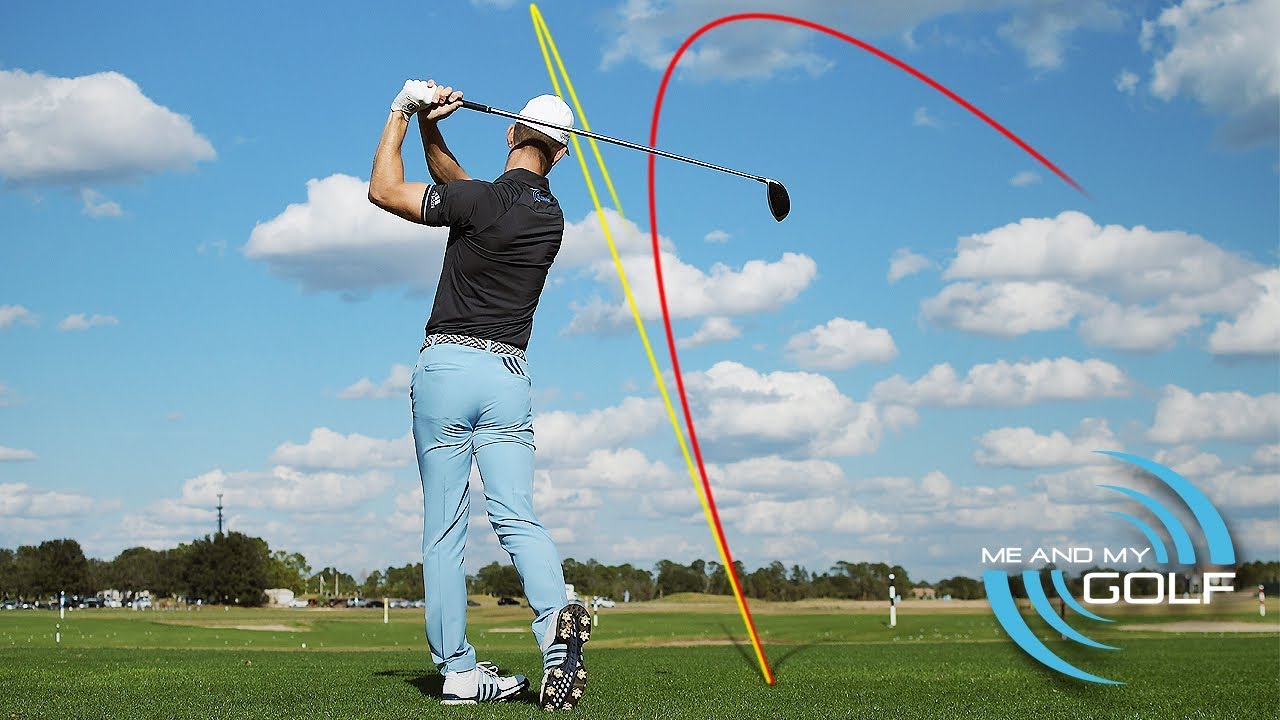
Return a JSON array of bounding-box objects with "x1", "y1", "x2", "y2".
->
[{"x1": 460, "y1": 100, "x2": 766, "y2": 185}]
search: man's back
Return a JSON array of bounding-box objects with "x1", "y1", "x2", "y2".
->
[{"x1": 422, "y1": 168, "x2": 563, "y2": 351}]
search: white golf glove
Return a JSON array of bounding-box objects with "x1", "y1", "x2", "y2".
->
[{"x1": 391, "y1": 79, "x2": 435, "y2": 119}]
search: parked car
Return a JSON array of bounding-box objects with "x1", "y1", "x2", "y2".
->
[
  {"x1": 496, "y1": 597, "x2": 520, "y2": 606},
  {"x1": 130, "y1": 597, "x2": 152, "y2": 609},
  {"x1": 413, "y1": 599, "x2": 426, "y2": 608},
  {"x1": 103, "y1": 598, "x2": 123, "y2": 609},
  {"x1": 346, "y1": 597, "x2": 369, "y2": 608},
  {"x1": 78, "y1": 597, "x2": 103, "y2": 609},
  {"x1": 466, "y1": 599, "x2": 480, "y2": 607},
  {"x1": 1, "y1": 600, "x2": 17, "y2": 611},
  {"x1": 594, "y1": 597, "x2": 616, "y2": 608},
  {"x1": 288, "y1": 598, "x2": 311, "y2": 608},
  {"x1": 326, "y1": 598, "x2": 348, "y2": 608},
  {"x1": 368, "y1": 599, "x2": 384, "y2": 608}
]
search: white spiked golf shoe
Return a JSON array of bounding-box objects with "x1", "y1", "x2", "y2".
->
[{"x1": 441, "y1": 661, "x2": 528, "y2": 705}]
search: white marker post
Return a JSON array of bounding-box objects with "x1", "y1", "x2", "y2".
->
[
  {"x1": 888, "y1": 574, "x2": 897, "y2": 629},
  {"x1": 383, "y1": 598, "x2": 389, "y2": 625},
  {"x1": 55, "y1": 623, "x2": 60, "y2": 644},
  {"x1": 1260, "y1": 585, "x2": 1266, "y2": 618},
  {"x1": 592, "y1": 597, "x2": 599, "y2": 627},
  {"x1": 59, "y1": 591, "x2": 65, "y2": 621}
]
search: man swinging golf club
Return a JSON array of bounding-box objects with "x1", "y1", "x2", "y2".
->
[{"x1": 369, "y1": 79, "x2": 591, "y2": 710}]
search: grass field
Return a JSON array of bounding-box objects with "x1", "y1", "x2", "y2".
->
[{"x1": 1, "y1": 594, "x2": 1276, "y2": 719}]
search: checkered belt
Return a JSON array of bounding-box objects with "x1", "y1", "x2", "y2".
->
[{"x1": 421, "y1": 333, "x2": 526, "y2": 360}]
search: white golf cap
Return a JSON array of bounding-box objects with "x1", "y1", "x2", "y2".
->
[{"x1": 516, "y1": 94, "x2": 574, "y2": 152}]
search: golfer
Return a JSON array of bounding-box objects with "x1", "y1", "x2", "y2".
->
[{"x1": 369, "y1": 79, "x2": 590, "y2": 709}]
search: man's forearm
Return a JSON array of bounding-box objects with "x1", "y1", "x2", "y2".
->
[
  {"x1": 370, "y1": 111, "x2": 410, "y2": 200},
  {"x1": 419, "y1": 116, "x2": 469, "y2": 183}
]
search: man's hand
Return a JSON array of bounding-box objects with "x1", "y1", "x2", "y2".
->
[
  {"x1": 390, "y1": 79, "x2": 435, "y2": 120},
  {"x1": 423, "y1": 84, "x2": 463, "y2": 122}
]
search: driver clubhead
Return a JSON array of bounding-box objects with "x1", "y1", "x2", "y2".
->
[{"x1": 766, "y1": 180, "x2": 790, "y2": 222}]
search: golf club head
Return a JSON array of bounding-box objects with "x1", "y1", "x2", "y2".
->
[{"x1": 766, "y1": 180, "x2": 790, "y2": 222}]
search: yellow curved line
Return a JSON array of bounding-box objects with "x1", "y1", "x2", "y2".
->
[{"x1": 529, "y1": 3, "x2": 774, "y2": 685}]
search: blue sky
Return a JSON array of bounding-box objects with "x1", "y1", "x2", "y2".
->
[{"x1": 1, "y1": 0, "x2": 1276, "y2": 582}]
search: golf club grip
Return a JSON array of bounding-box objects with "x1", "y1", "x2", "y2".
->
[{"x1": 460, "y1": 100, "x2": 491, "y2": 113}]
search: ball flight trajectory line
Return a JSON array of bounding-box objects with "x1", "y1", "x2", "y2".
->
[{"x1": 642, "y1": 11, "x2": 1086, "y2": 684}]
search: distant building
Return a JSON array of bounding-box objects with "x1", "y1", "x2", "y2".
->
[{"x1": 909, "y1": 586, "x2": 937, "y2": 600}]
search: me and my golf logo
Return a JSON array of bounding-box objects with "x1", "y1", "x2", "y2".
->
[{"x1": 982, "y1": 451, "x2": 1236, "y2": 685}]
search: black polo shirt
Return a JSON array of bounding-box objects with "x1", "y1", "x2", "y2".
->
[{"x1": 418, "y1": 168, "x2": 563, "y2": 351}]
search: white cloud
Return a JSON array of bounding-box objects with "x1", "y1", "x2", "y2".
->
[
  {"x1": 244, "y1": 174, "x2": 450, "y2": 296},
  {"x1": 566, "y1": 249, "x2": 817, "y2": 333},
  {"x1": 1253, "y1": 443, "x2": 1280, "y2": 467},
  {"x1": 887, "y1": 248, "x2": 933, "y2": 283},
  {"x1": 268, "y1": 427, "x2": 413, "y2": 470},
  {"x1": 1141, "y1": 0, "x2": 1280, "y2": 146},
  {"x1": 1206, "y1": 269, "x2": 1280, "y2": 355},
  {"x1": 975, "y1": 417, "x2": 1119, "y2": 467},
  {"x1": 1148, "y1": 385, "x2": 1280, "y2": 444},
  {"x1": 557, "y1": 208, "x2": 667, "y2": 268},
  {"x1": 535, "y1": 396, "x2": 665, "y2": 465},
  {"x1": 733, "y1": 497, "x2": 893, "y2": 536},
  {"x1": 0, "y1": 482, "x2": 98, "y2": 518},
  {"x1": 913, "y1": 106, "x2": 942, "y2": 128},
  {"x1": 1076, "y1": 300, "x2": 1202, "y2": 352},
  {"x1": 0, "y1": 446, "x2": 38, "y2": 462},
  {"x1": 338, "y1": 363, "x2": 413, "y2": 400},
  {"x1": 0, "y1": 305, "x2": 37, "y2": 329},
  {"x1": 784, "y1": 318, "x2": 898, "y2": 370},
  {"x1": 1114, "y1": 68, "x2": 1139, "y2": 94},
  {"x1": 703, "y1": 229, "x2": 730, "y2": 243},
  {"x1": 943, "y1": 211, "x2": 1252, "y2": 294},
  {"x1": 0, "y1": 69, "x2": 214, "y2": 184},
  {"x1": 997, "y1": 0, "x2": 1123, "y2": 70},
  {"x1": 56, "y1": 313, "x2": 119, "y2": 331},
  {"x1": 678, "y1": 316, "x2": 741, "y2": 348},
  {"x1": 871, "y1": 356, "x2": 1131, "y2": 407},
  {"x1": 922, "y1": 280, "x2": 1090, "y2": 336},
  {"x1": 1009, "y1": 170, "x2": 1041, "y2": 186},
  {"x1": 600, "y1": 1, "x2": 1120, "y2": 80},
  {"x1": 80, "y1": 188, "x2": 122, "y2": 218},
  {"x1": 682, "y1": 361, "x2": 901, "y2": 457},
  {"x1": 923, "y1": 210, "x2": 1267, "y2": 350},
  {"x1": 179, "y1": 466, "x2": 393, "y2": 514},
  {"x1": 0, "y1": 385, "x2": 12, "y2": 408}
]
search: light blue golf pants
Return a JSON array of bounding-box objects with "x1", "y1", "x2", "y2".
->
[{"x1": 410, "y1": 340, "x2": 568, "y2": 674}]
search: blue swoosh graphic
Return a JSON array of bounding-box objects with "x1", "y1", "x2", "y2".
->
[
  {"x1": 983, "y1": 571, "x2": 1122, "y2": 685},
  {"x1": 1098, "y1": 451, "x2": 1235, "y2": 565},
  {"x1": 1050, "y1": 569, "x2": 1111, "y2": 623},
  {"x1": 1106, "y1": 511, "x2": 1170, "y2": 564},
  {"x1": 1023, "y1": 571, "x2": 1117, "y2": 650},
  {"x1": 1099, "y1": 485, "x2": 1196, "y2": 565}
]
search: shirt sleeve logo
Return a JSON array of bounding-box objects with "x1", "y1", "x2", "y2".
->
[{"x1": 530, "y1": 188, "x2": 552, "y2": 204}]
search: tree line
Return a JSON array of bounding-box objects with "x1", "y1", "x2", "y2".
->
[{"x1": 5, "y1": 536, "x2": 1274, "y2": 606}]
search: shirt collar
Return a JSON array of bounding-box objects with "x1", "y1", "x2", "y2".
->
[{"x1": 501, "y1": 167, "x2": 550, "y2": 189}]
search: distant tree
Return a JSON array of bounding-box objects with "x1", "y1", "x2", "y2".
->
[
  {"x1": 655, "y1": 560, "x2": 706, "y2": 596},
  {"x1": 265, "y1": 550, "x2": 310, "y2": 593},
  {"x1": 182, "y1": 532, "x2": 269, "y2": 606},
  {"x1": 0, "y1": 548, "x2": 14, "y2": 598},
  {"x1": 935, "y1": 575, "x2": 985, "y2": 600},
  {"x1": 13, "y1": 540, "x2": 92, "y2": 597},
  {"x1": 361, "y1": 569, "x2": 384, "y2": 597},
  {"x1": 475, "y1": 562, "x2": 523, "y2": 597},
  {"x1": 382, "y1": 563, "x2": 423, "y2": 599},
  {"x1": 309, "y1": 567, "x2": 357, "y2": 597}
]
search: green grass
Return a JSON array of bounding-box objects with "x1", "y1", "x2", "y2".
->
[{"x1": 0, "y1": 599, "x2": 1276, "y2": 719}]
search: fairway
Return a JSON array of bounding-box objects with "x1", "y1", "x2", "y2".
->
[{"x1": 2, "y1": 597, "x2": 1276, "y2": 719}]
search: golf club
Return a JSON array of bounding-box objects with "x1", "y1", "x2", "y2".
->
[{"x1": 460, "y1": 99, "x2": 790, "y2": 222}]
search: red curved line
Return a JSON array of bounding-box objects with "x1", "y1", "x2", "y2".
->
[{"x1": 646, "y1": 12, "x2": 1086, "y2": 683}]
